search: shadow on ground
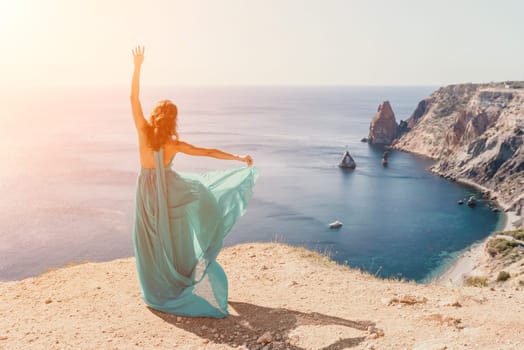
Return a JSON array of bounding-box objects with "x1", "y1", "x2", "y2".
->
[{"x1": 150, "y1": 301, "x2": 373, "y2": 349}]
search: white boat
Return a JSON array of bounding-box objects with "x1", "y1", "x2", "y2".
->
[{"x1": 329, "y1": 220, "x2": 343, "y2": 229}]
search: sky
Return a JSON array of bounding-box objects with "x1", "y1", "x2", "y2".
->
[{"x1": 0, "y1": 0, "x2": 523, "y2": 87}]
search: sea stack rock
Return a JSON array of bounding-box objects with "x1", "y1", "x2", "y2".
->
[
  {"x1": 338, "y1": 150, "x2": 356, "y2": 169},
  {"x1": 393, "y1": 82, "x2": 524, "y2": 208},
  {"x1": 382, "y1": 151, "x2": 389, "y2": 166},
  {"x1": 368, "y1": 101, "x2": 399, "y2": 145}
]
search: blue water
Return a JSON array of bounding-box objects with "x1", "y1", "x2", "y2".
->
[{"x1": 0, "y1": 86, "x2": 502, "y2": 281}]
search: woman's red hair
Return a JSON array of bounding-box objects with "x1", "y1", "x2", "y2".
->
[{"x1": 144, "y1": 100, "x2": 178, "y2": 150}]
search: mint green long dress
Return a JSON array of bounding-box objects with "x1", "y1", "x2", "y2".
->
[{"x1": 133, "y1": 148, "x2": 259, "y2": 318}]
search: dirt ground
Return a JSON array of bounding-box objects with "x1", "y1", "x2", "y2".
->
[{"x1": 1, "y1": 243, "x2": 523, "y2": 350}]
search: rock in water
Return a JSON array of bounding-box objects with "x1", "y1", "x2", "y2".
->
[
  {"x1": 382, "y1": 151, "x2": 389, "y2": 166},
  {"x1": 368, "y1": 101, "x2": 399, "y2": 145},
  {"x1": 338, "y1": 150, "x2": 356, "y2": 169},
  {"x1": 467, "y1": 196, "x2": 477, "y2": 207},
  {"x1": 393, "y1": 83, "x2": 524, "y2": 208}
]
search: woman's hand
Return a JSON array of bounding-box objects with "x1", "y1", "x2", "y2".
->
[
  {"x1": 130, "y1": 46, "x2": 146, "y2": 131},
  {"x1": 132, "y1": 46, "x2": 145, "y2": 67},
  {"x1": 241, "y1": 155, "x2": 253, "y2": 167}
]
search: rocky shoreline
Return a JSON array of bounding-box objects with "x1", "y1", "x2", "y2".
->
[
  {"x1": 393, "y1": 83, "x2": 524, "y2": 211},
  {"x1": 369, "y1": 83, "x2": 523, "y2": 209},
  {"x1": 434, "y1": 208, "x2": 521, "y2": 287},
  {"x1": 1, "y1": 82, "x2": 522, "y2": 349},
  {"x1": 367, "y1": 82, "x2": 524, "y2": 288}
]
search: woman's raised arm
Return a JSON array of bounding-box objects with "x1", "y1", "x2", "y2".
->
[
  {"x1": 130, "y1": 46, "x2": 147, "y2": 132},
  {"x1": 176, "y1": 141, "x2": 253, "y2": 167}
]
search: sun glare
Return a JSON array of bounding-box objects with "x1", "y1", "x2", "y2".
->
[
  {"x1": 0, "y1": 1, "x2": 33, "y2": 45},
  {"x1": 0, "y1": 1, "x2": 22, "y2": 28}
]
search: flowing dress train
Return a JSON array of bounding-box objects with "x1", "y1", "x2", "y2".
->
[{"x1": 133, "y1": 148, "x2": 259, "y2": 318}]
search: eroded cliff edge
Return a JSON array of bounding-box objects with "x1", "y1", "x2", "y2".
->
[{"x1": 392, "y1": 82, "x2": 524, "y2": 211}]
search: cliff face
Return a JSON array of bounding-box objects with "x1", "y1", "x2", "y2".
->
[
  {"x1": 393, "y1": 83, "x2": 524, "y2": 208},
  {"x1": 368, "y1": 101, "x2": 398, "y2": 145}
]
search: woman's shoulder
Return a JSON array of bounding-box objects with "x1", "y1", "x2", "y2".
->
[
  {"x1": 168, "y1": 139, "x2": 191, "y2": 147},
  {"x1": 166, "y1": 138, "x2": 190, "y2": 151},
  {"x1": 170, "y1": 139, "x2": 191, "y2": 148}
]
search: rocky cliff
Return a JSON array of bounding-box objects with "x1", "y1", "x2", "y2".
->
[
  {"x1": 393, "y1": 82, "x2": 524, "y2": 210},
  {"x1": 368, "y1": 101, "x2": 398, "y2": 145}
]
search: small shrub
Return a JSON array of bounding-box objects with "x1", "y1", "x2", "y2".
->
[
  {"x1": 505, "y1": 229, "x2": 524, "y2": 241},
  {"x1": 496, "y1": 271, "x2": 511, "y2": 282},
  {"x1": 495, "y1": 230, "x2": 524, "y2": 241},
  {"x1": 464, "y1": 276, "x2": 488, "y2": 287},
  {"x1": 519, "y1": 279, "x2": 524, "y2": 287},
  {"x1": 487, "y1": 238, "x2": 519, "y2": 257}
]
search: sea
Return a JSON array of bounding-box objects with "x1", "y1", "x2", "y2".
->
[{"x1": 0, "y1": 86, "x2": 503, "y2": 282}]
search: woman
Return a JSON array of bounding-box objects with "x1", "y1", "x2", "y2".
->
[{"x1": 130, "y1": 46, "x2": 259, "y2": 318}]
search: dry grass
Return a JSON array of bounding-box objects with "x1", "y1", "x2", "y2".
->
[
  {"x1": 487, "y1": 238, "x2": 519, "y2": 257},
  {"x1": 287, "y1": 245, "x2": 337, "y2": 268},
  {"x1": 464, "y1": 276, "x2": 488, "y2": 287},
  {"x1": 503, "y1": 229, "x2": 524, "y2": 240}
]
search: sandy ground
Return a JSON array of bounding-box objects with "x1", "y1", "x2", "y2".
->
[{"x1": 1, "y1": 243, "x2": 523, "y2": 350}]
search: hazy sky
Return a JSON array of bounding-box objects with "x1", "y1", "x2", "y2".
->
[{"x1": 1, "y1": 0, "x2": 523, "y2": 86}]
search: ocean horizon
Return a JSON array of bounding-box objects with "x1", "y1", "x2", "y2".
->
[{"x1": 0, "y1": 85, "x2": 502, "y2": 282}]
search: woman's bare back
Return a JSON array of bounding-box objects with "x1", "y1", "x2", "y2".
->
[{"x1": 139, "y1": 139, "x2": 178, "y2": 169}]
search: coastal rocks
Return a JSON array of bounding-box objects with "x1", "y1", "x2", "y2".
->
[
  {"x1": 444, "y1": 109, "x2": 494, "y2": 148},
  {"x1": 467, "y1": 137, "x2": 489, "y2": 158},
  {"x1": 338, "y1": 150, "x2": 356, "y2": 169},
  {"x1": 485, "y1": 135, "x2": 523, "y2": 178},
  {"x1": 393, "y1": 82, "x2": 524, "y2": 208},
  {"x1": 408, "y1": 99, "x2": 429, "y2": 128},
  {"x1": 393, "y1": 84, "x2": 485, "y2": 158},
  {"x1": 368, "y1": 101, "x2": 399, "y2": 145},
  {"x1": 382, "y1": 151, "x2": 389, "y2": 166},
  {"x1": 397, "y1": 119, "x2": 410, "y2": 136},
  {"x1": 509, "y1": 198, "x2": 524, "y2": 217}
]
